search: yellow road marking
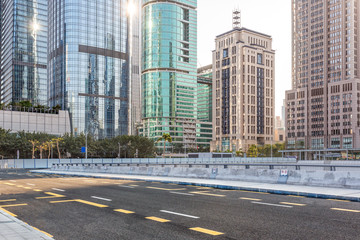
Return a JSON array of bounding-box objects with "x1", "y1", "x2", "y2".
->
[
  {"x1": 23, "y1": 187, "x2": 32, "y2": 189},
  {"x1": 240, "y1": 190, "x2": 269, "y2": 194},
  {"x1": 0, "y1": 203, "x2": 28, "y2": 208},
  {"x1": 240, "y1": 197, "x2": 262, "y2": 201},
  {"x1": 0, "y1": 207, "x2": 17, "y2": 217},
  {"x1": 328, "y1": 199, "x2": 351, "y2": 203},
  {"x1": 16, "y1": 185, "x2": 24, "y2": 188},
  {"x1": 280, "y1": 202, "x2": 306, "y2": 206},
  {"x1": 190, "y1": 191, "x2": 225, "y2": 197},
  {"x1": 114, "y1": 209, "x2": 134, "y2": 214},
  {"x1": 197, "y1": 187, "x2": 213, "y2": 189},
  {"x1": 31, "y1": 226, "x2": 53, "y2": 238},
  {"x1": 5, "y1": 183, "x2": 15, "y2": 186},
  {"x1": 36, "y1": 192, "x2": 65, "y2": 199},
  {"x1": 75, "y1": 199, "x2": 108, "y2": 208},
  {"x1": 190, "y1": 227, "x2": 224, "y2": 236},
  {"x1": 33, "y1": 189, "x2": 42, "y2": 192},
  {"x1": 0, "y1": 199, "x2": 16, "y2": 202},
  {"x1": 147, "y1": 187, "x2": 186, "y2": 191},
  {"x1": 50, "y1": 200, "x2": 77, "y2": 204},
  {"x1": 146, "y1": 216, "x2": 170, "y2": 223},
  {"x1": 331, "y1": 208, "x2": 360, "y2": 213}
]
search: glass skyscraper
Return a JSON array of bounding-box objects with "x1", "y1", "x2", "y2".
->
[
  {"x1": 141, "y1": 0, "x2": 198, "y2": 151},
  {"x1": 48, "y1": 0, "x2": 131, "y2": 138},
  {"x1": 0, "y1": 0, "x2": 48, "y2": 105}
]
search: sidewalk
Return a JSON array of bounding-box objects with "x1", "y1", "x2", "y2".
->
[
  {"x1": 0, "y1": 208, "x2": 53, "y2": 240},
  {"x1": 32, "y1": 169, "x2": 360, "y2": 202}
]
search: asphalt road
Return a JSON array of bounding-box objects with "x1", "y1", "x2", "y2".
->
[{"x1": 0, "y1": 169, "x2": 360, "y2": 240}]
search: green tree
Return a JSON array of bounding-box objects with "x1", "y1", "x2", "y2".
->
[
  {"x1": 247, "y1": 145, "x2": 259, "y2": 158},
  {"x1": 156, "y1": 133, "x2": 172, "y2": 156}
]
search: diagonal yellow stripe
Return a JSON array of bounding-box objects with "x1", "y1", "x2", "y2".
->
[
  {"x1": 0, "y1": 203, "x2": 27, "y2": 208},
  {"x1": 280, "y1": 202, "x2": 306, "y2": 206},
  {"x1": 31, "y1": 226, "x2": 53, "y2": 238},
  {"x1": 240, "y1": 197, "x2": 262, "y2": 201},
  {"x1": 328, "y1": 199, "x2": 350, "y2": 203},
  {"x1": 75, "y1": 199, "x2": 108, "y2": 208},
  {"x1": 36, "y1": 192, "x2": 65, "y2": 199},
  {"x1": 50, "y1": 200, "x2": 77, "y2": 204},
  {"x1": 190, "y1": 227, "x2": 224, "y2": 236},
  {"x1": 0, "y1": 199, "x2": 16, "y2": 202},
  {"x1": 114, "y1": 209, "x2": 134, "y2": 214},
  {"x1": 331, "y1": 208, "x2": 360, "y2": 213},
  {"x1": 146, "y1": 216, "x2": 171, "y2": 223},
  {"x1": 0, "y1": 207, "x2": 17, "y2": 217}
]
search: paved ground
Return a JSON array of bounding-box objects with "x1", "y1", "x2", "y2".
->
[{"x1": 1, "y1": 169, "x2": 360, "y2": 239}]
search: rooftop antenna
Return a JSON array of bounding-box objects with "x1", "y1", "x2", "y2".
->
[{"x1": 233, "y1": 9, "x2": 241, "y2": 29}]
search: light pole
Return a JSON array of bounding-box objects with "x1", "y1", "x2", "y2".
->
[
  {"x1": 118, "y1": 142, "x2": 121, "y2": 158},
  {"x1": 85, "y1": 131, "x2": 88, "y2": 159},
  {"x1": 271, "y1": 138, "x2": 273, "y2": 159}
]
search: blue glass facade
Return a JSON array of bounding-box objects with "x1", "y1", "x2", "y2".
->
[
  {"x1": 48, "y1": 0, "x2": 130, "y2": 138},
  {"x1": 141, "y1": 0, "x2": 198, "y2": 149},
  {"x1": 0, "y1": 0, "x2": 48, "y2": 105}
]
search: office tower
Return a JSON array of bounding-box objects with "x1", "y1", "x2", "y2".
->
[
  {"x1": 212, "y1": 23, "x2": 275, "y2": 152},
  {"x1": 286, "y1": 0, "x2": 360, "y2": 150},
  {"x1": 0, "y1": 0, "x2": 48, "y2": 105},
  {"x1": 197, "y1": 65, "x2": 213, "y2": 150},
  {"x1": 48, "y1": 0, "x2": 133, "y2": 138},
  {"x1": 141, "y1": 0, "x2": 198, "y2": 151}
]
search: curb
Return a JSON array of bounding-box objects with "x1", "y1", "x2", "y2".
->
[{"x1": 31, "y1": 170, "x2": 360, "y2": 203}]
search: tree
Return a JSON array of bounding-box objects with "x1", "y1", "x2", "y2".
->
[
  {"x1": 247, "y1": 145, "x2": 259, "y2": 158},
  {"x1": 156, "y1": 133, "x2": 172, "y2": 156},
  {"x1": 53, "y1": 138, "x2": 63, "y2": 159},
  {"x1": 29, "y1": 140, "x2": 39, "y2": 159}
]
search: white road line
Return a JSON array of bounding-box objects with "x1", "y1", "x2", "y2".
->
[
  {"x1": 26, "y1": 183, "x2": 35, "y2": 186},
  {"x1": 251, "y1": 201, "x2": 293, "y2": 208},
  {"x1": 9, "y1": 180, "x2": 16, "y2": 182},
  {"x1": 170, "y1": 192, "x2": 194, "y2": 196},
  {"x1": 52, "y1": 188, "x2": 65, "y2": 192},
  {"x1": 91, "y1": 196, "x2": 112, "y2": 202},
  {"x1": 160, "y1": 210, "x2": 199, "y2": 219},
  {"x1": 119, "y1": 185, "x2": 135, "y2": 188}
]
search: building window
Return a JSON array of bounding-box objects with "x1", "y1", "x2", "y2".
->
[
  {"x1": 343, "y1": 137, "x2": 353, "y2": 149},
  {"x1": 223, "y1": 48, "x2": 229, "y2": 58},
  {"x1": 257, "y1": 53, "x2": 263, "y2": 64},
  {"x1": 331, "y1": 138, "x2": 340, "y2": 149}
]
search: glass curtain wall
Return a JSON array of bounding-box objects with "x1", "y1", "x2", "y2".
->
[
  {"x1": 141, "y1": 0, "x2": 198, "y2": 151},
  {"x1": 0, "y1": 0, "x2": 48, "y2": 105},
  {"x1": 48, "y1": 0, "x2": 130, "y2": 138}
]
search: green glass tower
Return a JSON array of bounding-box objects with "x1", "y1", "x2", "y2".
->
[{"x1": 141, "y1": 0, "x2": 197, "y2": 152}]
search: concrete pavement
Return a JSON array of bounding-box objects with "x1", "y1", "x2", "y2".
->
[
  {"x1": 32, "y1": 169, "x2": 360, "y2": 202},
  {"x1": 0, "y1": 208, "x2": 53, "y2": 240}
]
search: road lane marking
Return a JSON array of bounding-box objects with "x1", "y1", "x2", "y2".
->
[
  {"x1": 26, "y1": 183, "x2": 35, "y2": 186},
  {"x1": 9, "y1": 180, "x2": 16, "y2": 182},
  {"x1": 0, "y1": 207, "x2": 17, "y2": 217},
  {"x1": 190, "y1": 227, "x2": 224, "y2": 236},
  {"x1": 119, "y1": 185, "x2": 135, "y2": 188},
  {"x1": 50, "y1": 200, "x2": 77, "y2": 204},
  {"x1": 251, "y1": 202, "x2": 293, "y2": 208},
  {"x1": 75, "y1": 199, "x2": 108, "y2": 208},
  {"x1": 287, "y1": 195, "x2": 305, "y2": 198},
  {"x1": 280, "y1": 202, "x2": 306, "y2": 206},
  {"x1": 146, "y1": 216, "x2": 171, "y2": 223},
  {"x1": 328, "y1": 199, "x2": 351, "y2": 203},
  {"x1": 91, "y1": 196, "x2": 112, "y2": 202},
  {"x1": 170, "y1": 192, "x2": 194, "y2": 196},
  {"x1": 36, "y1": 192, "x2": 65, "y2": 199},
  {"x1": 190, "y1": 191, "x2": 225, "y2": 197},
  {"x1": 52, "y1": 188, "x2": 65, "y2": 192},
  {"x1": 196, "y1": 187, "x2": 213, "y2": 189},
  {"x1": 331, "y1": 208, "x2": 360, "y2": 213},
  {"x1": 240, "y1": 190, "x2": 269, "y2": 194},
  {"x1": 0, "y1": 199, "x2": 16, "y2": 202},
  {"x1": 0, "y1": 203, "x2": 28, "y2": 208},
  {"x1": 114, "y1": 209, "x2": 134, "y2": 214},
  {"x1": 5, "y1": 183, "x2": 15, "y2": 186},
  {"x1": 147, "y1": 187, "x2": 186, "y2": 191},
  {"x1": 240, "y1": 197, "x2": 262, "y2": 201},
  {"x1": 23, "y1": 187, "x2": 32, "y2": 189},
  {"x1": 160, "y1": 210, "x2": 199, "y2": 219},
  {"x1": 31, "y1": 226, "x2": 53, "y2": 238},
  {"x1": 33, "y1": 189, "x2": 42, "y2": 192}
]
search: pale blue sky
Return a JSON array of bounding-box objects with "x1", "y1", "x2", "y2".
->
[{"x1": 197, "y1": 0, "x2": 291, "y2": 117}]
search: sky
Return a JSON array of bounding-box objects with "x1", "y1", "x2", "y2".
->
[{"x1": 197, "y1": 0, "x2": 292, "y2": 117}]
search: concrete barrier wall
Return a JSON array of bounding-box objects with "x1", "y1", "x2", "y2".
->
[{"x1": 51, "y1": 164, "x2": 360, "y2": 189}]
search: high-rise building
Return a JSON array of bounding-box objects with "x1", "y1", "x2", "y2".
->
[
  {"x1": 212, "y1": 25, "x2": 275, "y2": 152},
  {"x1": 0, "y1": 0, "x2": 48, "y2": 105},
  {"x1": 197, "y1": 65, "x2": 213, "y2": 151},
  {"x1": 48, "y1": 0, "x2": 133, "y2": 138},
  {"x1": 141, "y1": 0, "x2": 198, "y2": 151},
  {"x1": 286, "y1": 0, "x2": 360, "y2": 150}
]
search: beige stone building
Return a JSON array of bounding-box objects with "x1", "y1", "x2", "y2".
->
[
  {"x1": 286, "y1": 0, "x2": 360, "y2": 150},
  {"x1": 211, "y1": 27, "x2": 275, "y2": 152}
]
